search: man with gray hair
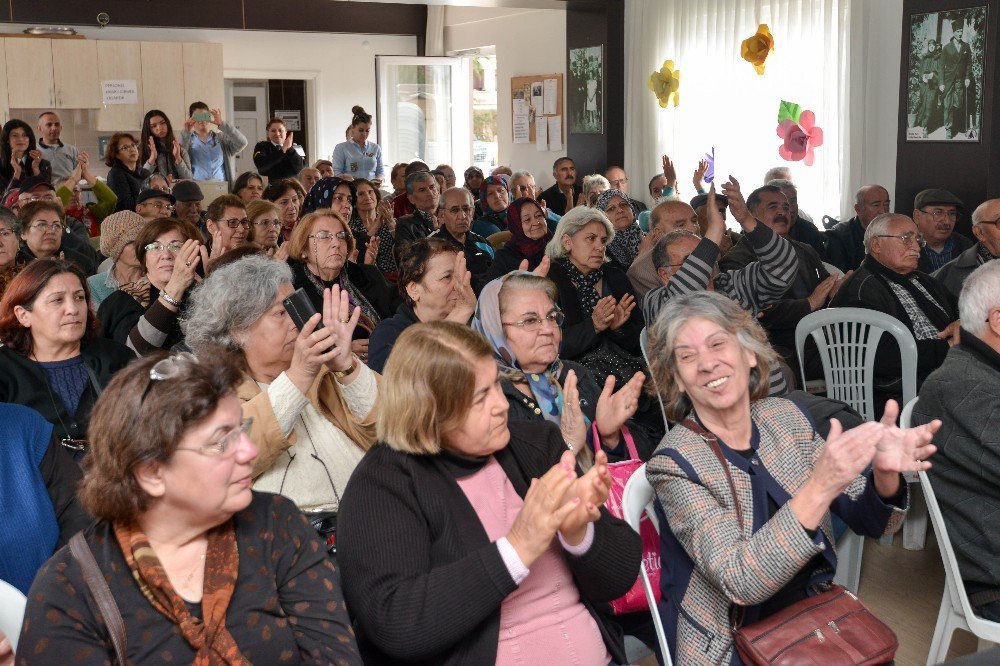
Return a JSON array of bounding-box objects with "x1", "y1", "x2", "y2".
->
[
  {"x1": 392, "y1": 170, "x2": 440, "y2": 262},
  {"x1": 830, "y1": 212, "x2": 958, "y2": 415},
  {"x1": 626, "y1": 198, "x2": 700, "y2": 298},
  {"x1": 429, "y1": 187, "x2": 494, "y2": 293},
  {"x1": 825, "y1": 184, "x2": 891, "y2": 272},
  {"x1": 914, "y1": 259, "x2": 1000, "y2": 621},
  {"x1": 933, "y1": 197, "x2": 1000, "y2": 297}
]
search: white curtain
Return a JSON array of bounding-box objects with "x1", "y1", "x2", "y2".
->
[{"x1": 624, "y1": 0, "x2": 853, "y2": 221}]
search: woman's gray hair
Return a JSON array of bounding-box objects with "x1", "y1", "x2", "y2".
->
[
  {"x1": 959, "y1": 259, "x2": 1000, "y2": 337},
  {"x1": 181, "y1": 255, "x2": 293, "y2": 356},
  {"x1": 544, "y1": 206, "x2": 615, "y2": 260},
  {"x1": 648, "y1": 291, "x2": 778, "y2": 421},
  {"x1": 497, "y1": 272, "x2": 558, "y2": 316},
  {"x1": 863, "y1": 212, "x2": 909, "y2": 254},
  {"x1": 582, "y1": 174, "x2": 610, "y2": 197},
  {"x1": 0, "y1": 205, "x2": 18, "y2": 234}
]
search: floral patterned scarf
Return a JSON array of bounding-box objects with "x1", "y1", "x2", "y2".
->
[
  {"x1": 558, "y1": 257, "x2": 604, "y2": 315},
  {"x1": 113, "y1": 519, "x2": 249, "y2": 665},
  {"x1": 596, "y1": 189, "x2": 644, "y2": 269}
]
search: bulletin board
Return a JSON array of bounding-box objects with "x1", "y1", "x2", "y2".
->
[{"x1": 510, "y1": 73, "x2": 564, "y2": 150}]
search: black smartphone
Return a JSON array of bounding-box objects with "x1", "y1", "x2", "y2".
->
[{"x1": 282, "y1": 288, "x2": 324, "y2": 331}]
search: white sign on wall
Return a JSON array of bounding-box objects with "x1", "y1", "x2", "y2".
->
[
  {"x1": 274, "y1": 110, "x2": 302, "y2": 131},
  {"x1": 101, "y1": 80, "x2": 138, "y2": 105}
]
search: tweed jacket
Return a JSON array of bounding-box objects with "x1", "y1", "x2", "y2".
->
[{"x1": 646, "y1": 397, "x2": 908, "y2": 665}]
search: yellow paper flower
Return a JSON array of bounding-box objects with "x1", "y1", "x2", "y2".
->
[
  {"x1": 741, "y1": 24, "x2": 775, "y2": 75},
  {"x1": 647, "y1": 59, "x2": 680, "y2": 107}
]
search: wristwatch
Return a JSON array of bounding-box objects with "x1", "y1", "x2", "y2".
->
[{"x1": 332, "y1": 355, "x2": 358, "y2": 378}]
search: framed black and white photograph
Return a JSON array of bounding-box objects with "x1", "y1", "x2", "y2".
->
[
  {"x1": 569, "y1": 45, "x2": 603, "y2": 134},
  {"x1": 906, "y1": 5, "x2": 987, "y2": 142}
]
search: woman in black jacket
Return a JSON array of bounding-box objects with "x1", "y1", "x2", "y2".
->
[
  {"x1": 544, "y1": 206, "x2": 645, "y2": 390},
  {"x1": 104, "y1": 132, "x2": 154, "y2": 213},
  {"x1": 337, "y1": 321, "x2": 641, "y2": 665},
  {"x1": 0, "y1": 259, "x2": 133, "y2": 449},
  {"x1": 0, "y1": 119, "x2": 51, "y2": 195},
  {"x1": 484, "y1": 196, "x2": 553, "y2": 281}
]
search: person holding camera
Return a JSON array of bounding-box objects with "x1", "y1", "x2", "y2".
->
[{"x1": 180, "y1": 101, "x2": 249, "y2": 190}]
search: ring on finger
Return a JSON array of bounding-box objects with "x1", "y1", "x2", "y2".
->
[{"x1": 339, "y1": 318, "x2": 351, "y2": 324}]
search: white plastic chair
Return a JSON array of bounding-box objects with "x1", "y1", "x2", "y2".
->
[
  {"x1": 920, "y1": 469, "x2": 1000, "y2": 664},
  {"x1": 0, "y1": 578, "x2": 27, "y2": 654},
  {"x1": 832, "y1": 530, "x2": 864, "y2": 594},
  {"x1": 795, "y1": 308, "x2": 927, "y2": 550},
  {"x1": 639, "y1": 327, "x2": 670, "y2": 431},
  {"x1": 621, "y1": 465, "x2": 673, "y2": 666},
  {"x1": 822, "y1": 261, "x2": 844, "y2": 278}
]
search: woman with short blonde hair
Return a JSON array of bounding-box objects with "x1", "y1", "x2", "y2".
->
[{"x1": 338, "y1": 320, "x2": 641, "y2": 664}]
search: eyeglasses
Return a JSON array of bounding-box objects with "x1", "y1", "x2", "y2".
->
[
  {"x1": 978, "y1": 217, "x2": 1000, "y2": 226},
  {"x1": 140, "y1": 352, "x2": 198, "y2": 404},
  {"x1": 220, "y1": 217, "x2": 250, "y2": 229},
  {"x1": 309, "y1": 231, "x2": 348, "y2": 243},
  {"x1": 29, "y1": 221, "x2": 64, "y2": 232},
  {"x1": 118, "y1": 143, "x2": 139, "y2": 152},
  {"x1": 445, "y1": 205, "x2": 474, "y2": 216},
  {"x1": 253, "y1": 218, "x2": 281, "y2": 228},
  {"x1": 609, "y1": 178, "x2": 628, "y2": 187},
  {"x1": 176, "y1": 417, "x2": 254, "y2": 458},
  {"x1": 145, "y1": 240, "x2": 184, "y2": 253},
  {"x1": 875, "y1": 232, "x2": 926, "y2": 248},
  {"x1": 501, "y1": 310, "x2": 565, "y2": 332},
  {"x1": 920, "y1": 208, "x2": 959, "y2": 221},
  {"x1": 141, "y1": 201, "x2": 174, "y2": 212}
]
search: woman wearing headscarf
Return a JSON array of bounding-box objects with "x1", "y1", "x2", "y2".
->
[
  {"x1": 474, "y1": 174, "x2": 510, "y2": 237},
  {"x1": 86, "y1": 210, "x2": 146, "y2": 308},
  {"x1": 484, "y1": 197, "x2": 553, "y2": 281},
  {"x1": 596, "y1": 188, "x2": 645, "y2": 271}
]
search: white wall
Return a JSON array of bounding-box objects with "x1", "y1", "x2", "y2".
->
[
  {"x1": 2, "y1": 24, "x2": 416, "y2": 165},
  {"x1": 444, "y1": 7, "x2": 566, "y2": 189}
]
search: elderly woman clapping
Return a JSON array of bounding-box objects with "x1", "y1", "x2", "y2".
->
[
  {"x1": 181, "y1": 255, "x2": 378, "y2": 528},
  {"x1": 645, "y1": 291, "x2": 940, "y2": 665},
  {"x1": 20, "y1": 352, "x2": 361, "y2": 663},
  {"x1": 337, "y1": 321, "x2": 641, "y2": 664},
  {"x1": 473, "y1": 271, "x2": 653, "y2": 464}
]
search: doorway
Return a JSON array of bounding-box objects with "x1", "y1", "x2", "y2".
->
[{"x1": 227, "y1": 80, "x2": 268, "y2": 178}]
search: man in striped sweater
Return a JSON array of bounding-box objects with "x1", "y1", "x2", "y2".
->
[{"x1": 642, "y1": 177, "x2": 799, "y2": 394}]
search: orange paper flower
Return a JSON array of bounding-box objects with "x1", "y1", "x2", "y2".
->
[
  {"x1": 741, "y1": 24, "x2": 774, "y2": 75},
  {"x1": 647, "y1": 60, "x2": 680, "y2": 108}
]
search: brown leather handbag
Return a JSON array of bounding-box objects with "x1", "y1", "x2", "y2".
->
[{"x1": 681, "y1": 419, "x2": 898, "y2": 666}]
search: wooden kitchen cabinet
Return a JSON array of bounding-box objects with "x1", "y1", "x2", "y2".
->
[{"x1": 52, "y1": 39, "x2": 101, "y2": 108}]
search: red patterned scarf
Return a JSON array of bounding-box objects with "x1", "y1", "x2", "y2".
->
[{"x1": 113, "y1": 520, "x2": 249, "y2": 665}]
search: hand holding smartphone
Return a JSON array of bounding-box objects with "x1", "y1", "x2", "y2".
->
[{"x1": 283, "y1": 288, "x2": 324, "y2": 332}]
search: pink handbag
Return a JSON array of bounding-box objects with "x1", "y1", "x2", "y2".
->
[{"x1": 596, "y1": 424, "x2": 663, "y2": 614}]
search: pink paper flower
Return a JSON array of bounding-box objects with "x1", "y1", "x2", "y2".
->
[{"x1": 776, "y1": 110, "x2": 824, "y2": 166}]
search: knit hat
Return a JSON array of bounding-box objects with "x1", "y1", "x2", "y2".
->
[{"x1": 100, "y1": 210, "x2": 145, "y2": 262}]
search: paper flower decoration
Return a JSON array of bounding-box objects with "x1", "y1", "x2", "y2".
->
[
  {"x1": 777, "y1": 109, "x2": 824, "y2": 166},
  {"x1": 704, "y1": 147, "x2": 715, "y2": 184},
  {"x1": 741, "y1": 24, "x2": 775, "y2": 75},
  {"x1": 647, "y1": 60, "x2": 680, "y2": 108}
]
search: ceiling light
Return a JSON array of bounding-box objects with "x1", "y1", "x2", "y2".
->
[{"x1": 23, "y1": 27, "x2": 78, "y2": 36}]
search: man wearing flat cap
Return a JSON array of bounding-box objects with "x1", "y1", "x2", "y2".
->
[{"x1": 912, "y1": 188, "x2": 974, "y2": 273}]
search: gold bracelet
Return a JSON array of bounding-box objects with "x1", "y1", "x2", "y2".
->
[{"x1": 332, "y1": 355, "x2": 358, "y2": 378}]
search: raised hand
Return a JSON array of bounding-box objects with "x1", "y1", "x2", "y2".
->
[
  {"x1": 591, "y1": 295, "x2": 617, "y2": 333},
  {"x1": 661, "y1": 154, "x2": 677, "y2": 187},
  {"x1": 515, "y1": 255, "x2": 552, "y2": 276},
  {"x1": 874, "y1": 400, "x2": 939, "y2": 475},
  {"x1": 445, "y1": 251, "x2": 477, "y2": 323},
  {"x1": 560, "y1": 370, "x2": 587, "y2": 455},
  {"x1": 693, "y1": 158, "x2": 708, "y2": 191},
  {"x1": 558, "y1": 449, "x2": 612, "y2": 545},
  {"x1": 171, "y1": 140, "x2": 182, "y2": 163},
  {"x1": 184, "y1": 116, "x2": 196, "y2": 132},
  {"x1": 595, "y1": 371, "x2": 645, "y2": 444},
  {"x1": 811, "y1": 420, "x2": 885, "y2": 498},
  {"x1": 721, "y1": 175, "x2": 753, "y2": 228},
  {"x1": 273, "y1": 243, "x2": 290, "y2": 261},
  {"x1": 211, "y1": 108, "x2": 224, "y2": 125},
  {"x1": 322, "y1": 285, "x2": 362, "y2": 374},
  {"x1": 703, "y1": 184, "x2": 726, "y2": 247},
  {"x1": 806, "y1": 275, "x2": 837, "y2": 311},
  {"x1": 28, "y1": 149, "x2": 42, "y2": 176},
  {"x1": 9, "y1": 157, "x2": 21, "y2": 182},
  {"x1": 146, "y1": 136, "x2": 158, "y2": 165},
  {"x1": 363, "y1": 236, "x2": 379, "y2": 265},
  {"x1": 609, "y1": 293, "x2": 636, "y2": 330},
  {"x1": 506, "y1": 454, "x2": 582, "y2": 567},
  {"x1": 208, "y1": 226, "x2": 228, "y2": 259},
  {"x1": 282, "y1": 131, "x2": 294, "y2": 152},
  {"x1": 286, "y1": 312, "x2": 340, "y2": 394}
]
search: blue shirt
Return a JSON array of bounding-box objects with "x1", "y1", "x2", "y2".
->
[
  {"x1": 331, "y1": 139, "x2": 383, "y2": 180},
  {"x1": 189, "y1": 132, "x2": 226, "y2": 181}
]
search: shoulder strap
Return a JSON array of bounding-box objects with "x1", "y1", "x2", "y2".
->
[
  {"x1": 69, "y1": 532, "x2": 128, "y2": 664},
  {"x1": 84, "y1": 362, "x2": 103, "y2": 397}
]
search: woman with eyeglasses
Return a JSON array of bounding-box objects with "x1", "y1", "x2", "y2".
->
[
  {"x1": 0, "y1": 259, "x2": 134, "y2": 452},
  {"x1": 263, "y1": 178, "x2": 303, "y2": 244},
  {"x1": 98, "y1": 217, "x2": 206, "y2": 357},
  {"x1": 0, "y1": 118, "x2": 51, "y2": 196},
  {"x1": 16, "y1": 200, "x2": 98, "y2": 275},
  {"x1": 139, "y1": 109, "x2": 193, "y2": 182},
  {"x1": 285, "y1": 207, "x2": 397, "y2": 364},
  {"x1": 0, "y1": 208, "x2": 25, "y2": 298},
  {"x1": 105, "y1": 131, "x2": 155, "y2": 213},
  {"x1": 351, "y1": 178, "x2": 398, "y2": 279},
  {"x1": 204, "y1": 194, "x2": 249, "y2": 259},
  {"x1": 19, "y1": 351, "x2": 362, "y2": 664},
  {"x1": 246, "y1": 199, "x2": 287, "y2": 259},
  {"x1": 182, "y1": 255, "x2": 378, "y2": 552}
]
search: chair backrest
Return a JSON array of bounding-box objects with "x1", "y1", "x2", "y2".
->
[
  {"x1": 822, "y1": 261, "x2": 844, "y2": 278},
  {"x1": 639, "y1": 327, "x2": 670, "y2": 430},
  {"x1": 0, "y1": 578, "x2": 27, "y2": 653},
  {"x1": 622, "y1": 463, "x2": 661, "y2": 534},
  {"x1": 794, "y1": 307, "x2": 918, "y2": 421},
  {"x1": 900, "y1": 396, "x2": 918, "y2": 429}
]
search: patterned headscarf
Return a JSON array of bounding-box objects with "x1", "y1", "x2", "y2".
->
[
  {"x1": 504, "y1": 197, "x2": 553, "y2": 259},
  {"x1": 463, "y1": 166, "x2": 485, "y2": 200},
  {"x1": 472, "y1": 274, "x2": 564, "y2": 424},
  {"x1": 301, "y1": 177, "x2": 356, "y2": 217},
  {"x1": 597, "y1": 189, "x2": 644, "y2": 269}
]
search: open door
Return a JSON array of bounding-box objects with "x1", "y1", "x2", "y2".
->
[{"x1": 376, "y1": 56, "x2": 471, "y2": 170}]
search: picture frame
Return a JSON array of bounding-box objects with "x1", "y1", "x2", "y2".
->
[{"x1": 569, "y1": 45, "x2": 603, "y2": 134}]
